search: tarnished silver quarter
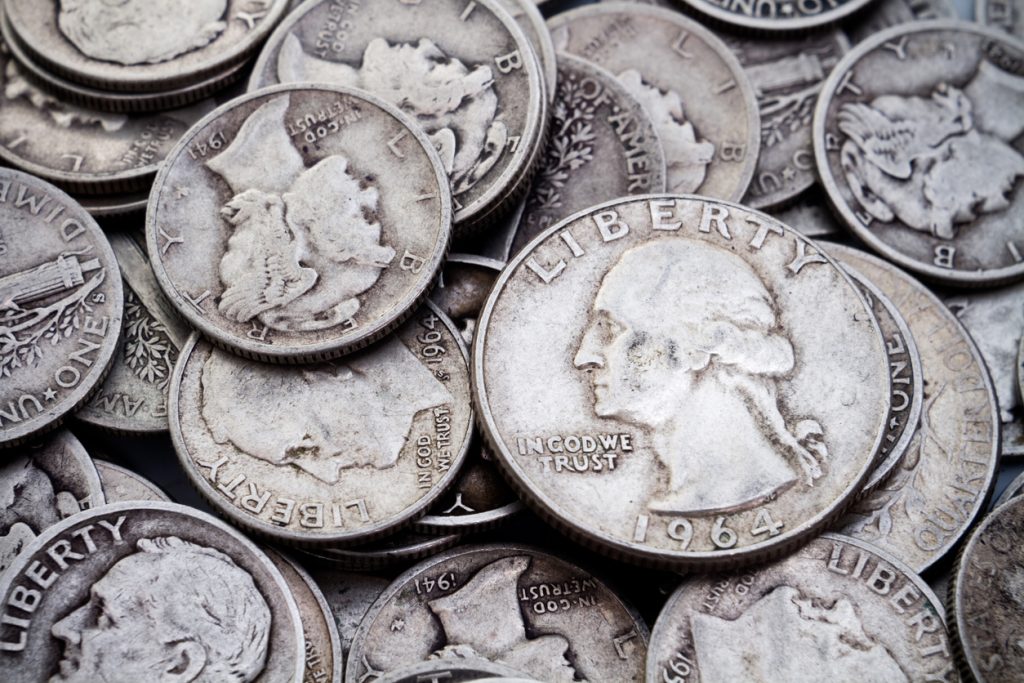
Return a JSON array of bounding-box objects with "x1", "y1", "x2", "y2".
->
[
  {"x1": 170, "y1": 302, "x2": 473, "y2": 545},
  {"x1": 548, "y1": 4, "x2": 760, "y2": 202},
  {"x1": 0, "y1": 169, "x2": 123, "y2": 447},
  {"x1": 977, "y1": 0, "x2": 1024, "y2": 39},
  {"x1": 814, "y1": 21, "x2": 1024, "y2": 286},
  {"x1": 301, "y1": 532, "x2": 462, "y2": 571},
  {"x1": 249, "y1": 0, "x2": 547, "y2": 232},
  {"x1": 474, "y1": 195, "x2": 891, "y2": 568},
  {"x1": 951, "y1": 496, "x2": 1024, "y2": 682},
  {"x1": 347, "y1": 543, "x2": 648, "y2": 683},
  {"x1": 832, "y1": 245, "x2": 1000, "y2": 573},
  {"x1": 0, "y1": 501, "x2": 305, "y2": 682},
  {"x1": 305, "y1": 570, "x2": 389, "y2": 659},
  {"x1": 0, "y1": 430, "x2": 104, "y2": 574},
  {"x1": 94, "y1": 459, "x2": 171, "y2": 503},
  {"x1": 846, "y1": 0, "x2": 955, "y2": 44},
  {"x1": 147, "y1": 85, "x2": 451, "y2": 362},
  {"x1": 646, "y1": 533, "x2": 956, "y2": 683},
  {"x1": 379, "y1": 660, "x2": 531, "y2": 683},
  {"x1": 676, "y1": 0, "x2": 875, "y2": 32}
]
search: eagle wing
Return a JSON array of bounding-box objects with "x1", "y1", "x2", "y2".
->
[{"x1": 837, "y1": 102, "x2": 918, "y2": 180}]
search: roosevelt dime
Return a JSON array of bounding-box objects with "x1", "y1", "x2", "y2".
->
[
  {"x1": 977, "y1": 0, "x2": 1023, "y2": 40},
  {"x1": 305, "y1": 569, "x2": 389, "y2": 658},
  {"x1": 814, "y1": 21, "x2": 1024, "y2": 286},
  {"x1": 249, "y1": 0, "x2": 547, "y2": 232},
  {"x1": 830, "y1": 244, "x2": 1000, "y2": 573},
  {"x1": 347, "y1": 543, "x2": 648, "y2": 683},
  {"x1": 170, "y1": 302, "x2": 473, "y2": 545},
  {"x1": 474, "y1": 195, "x2": 890, "y2": 569},
  {"x1": 0, "y1": 169, "x2": 123, "y2": 448},
  {"x1": 846, "y1": 0, "x2": 955, "y2": 44},
  {"x1": 951, "y1": 496, "x2": 1024, "y2": 682},
  {"x1": 646, "y1": 533, "x2": 955, "y2": 683},
  {"x1": 549, "y1": 4, "x2": 759, "y2": 202},
  {"x1": 0, "y1": 502, "x2": 305, "y2": 682},
  {"x1": 676, "y1": 0, "x2": 874, "y2": 32},
  {"x1": 0, "y1": 430, "x2": 104, "y2": 574},
  {"x1": 94, "y1": 459, "x2": 171, "y2": 503},
  {"x1": 147, "y1": 85, "x2": 451, "y2": 362}
]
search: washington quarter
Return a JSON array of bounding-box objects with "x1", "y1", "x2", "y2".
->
[
  {"x1": 977, "y1": 0, "x2": 1023, "y2": 39},
  {"x1": 147, "y1": 85, "x2": 451, "y2": 362},
  {"x1": 304, "y1": 569, "x2": 389, "y2": 659},
  {"x1": 94, "y1": 459, "x2": 171, "y2": 503},
  {"x1": 300, "y1": 531, "x2": 461, "y2": 571},
  {"x1": 474, "y1": 195, "x2": 890, "y2": 568},
  {"x1": 675, "y1": 0, "x2": 874, "y2": 32},
  {"x1": 846, "y1": 0, "x2": 955, "y2": 44}
]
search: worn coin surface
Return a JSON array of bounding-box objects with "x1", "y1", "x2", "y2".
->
[
  {"x1": 147, "y1": 85, "x2": 451, "y2": 362},
  {"x1": 249, "y1": 0, "x2": 546, "y2": 232},
  {"x1": 0, "y1": 169, "x2": 124, "y2": 448},
  {"x1": 77, "y1": 232, "x2": 189, "y2": 434},
  {"x1": 951, "y1": 495, "x2": 1024, "y2": 682},
  {"x1": 378, "y1": 660, "x2": 531, "y2": 683},
  {"x1": 675, "y1": 0, "x2": 874, "y2": 32},
  {"x1": 977, "y1": 0, "x2": 1023, "y2": 39},
  {"x1": 94, "y1": 459, "x2": 171, "y2": 503},
  {"x1": 846, "y1": 0, "x2": 955, "y2": 44},
  {"x1": 474, "y1": 195, "x2": 890, "y2": 569},
  {"x1": 769, "y1": 190, "x2": 845, "y2": 238},
  {"x1": 646, "y1": 533, "x2": 956, "y2": 683},
  {"x1": 814, "y1": 21, "x2": 1024, "y2": 286},
  {"x1": 305, "y1": 569, "x2": 389, "y2": 659},
  {"x1": 498, "y1": 0, "x2": 558, "y2": 103},
  {"x1": 3, "y1": 0, "x2": 289, "y2": 93},
  {"x1": 0, "y1": 430, "x2": 104, "y2": 574},
  {"x1": 0, "y1": 501, "x2": 305, "y2": 682},
  {"x1": 507, "y1": 53, "x2": 666, "y2": 258},
  {"x1": 171, "y1": 302, "x2": 473, "y2": 545},
  {"x1": 831, "y1": 244, "x2": 1000, "y2": 573},
  {"x1": 549, "y1": 4, "x2": 759, "y2": 202},
  {"x1": 347, "y1": 543, "x2": 649, "y2": 683},
  {"x1": 302, "y1": 531, "x2": 462, "y2": 570}
]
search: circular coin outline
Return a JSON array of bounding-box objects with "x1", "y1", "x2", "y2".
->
[{"x1": 675, "y1": 0, "x2": 876, "y2": 33}]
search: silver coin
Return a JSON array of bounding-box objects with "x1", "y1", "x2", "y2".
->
[
  {"x1": 378, "y1": 660, "x2": 531, "y2": 683},
  {"x1": 264, "y1": 547, "x2": 343, "y2": 683},
  {"x1": 147, "y1": 85, "x2": 452, "y2": 362},
  {"x1": 249, "y1": 0, "x2": 547, "y2": 232},
  {"x1": 0, "y1": 168, "x2": 124, "y2": 448},
  {"x1": 347, "y1": 543, "x2": 649, "y2": 683},
  {"x1": 94, "y1": 459, "x2": 171, "y2": 503},
  {"x1": 76, "y1": 232, "x2": 190, "y2": 434},
  {"x1": 729, "y1": 31, "x2": 849, "y2": 210},
  {"x1": 301, "y1": 532, "x2": 462, "y2": 571},
  {"x1": 549, "y1": 4, "x2": 760, "y2": 202},
  {"x1": 497, "y1": 0, "x2": 558, "y2": 104},
  {"x1": 4, "y1": 0, "x2": 289, "y2": 93},
  {"x1": 946, "y1": 281, "x2": 1024, "y2": 456},
  {"x1": 768, "y1": 189, "x2": 845, "y2": 238},
  {"x1": 0, "y1": 501, "x2": 305, "y2": 682},
  {"x1": 170, "y1": 302, "x2": 473, "y2": 545},
  {"x1": 77, "y1": 191, "x2": 149, "y2": 220},
  {"x1": 846, "y1": 0, "x2": 955, "y2": 44},
  {"x1": 305, "y1": 569, "x2": 389, "y2": 660},
  {"x1": 951, "y1": 495, "x2": 1024, "y2": 682},
  {"x1": 431, "y1": 253, "x2": 505, "y2": 346},
  {"x1": 475, "y1": 195, "x2": 890, "y2": 568},
  {"x1": 0, "y1": 430, "x2": 104, "y2": 574},
  {"x1": 814, "y1": 21, "x2": 1024, "y2": 286},
  {"x1": 676, "y1": 0, "x2": 874, "y2": 32},
  {"x1": 831, "y1": 245, "x2": 1000, "y2": 573},
  {"x1": 993, "y1": 468, "x2": 1024, "y2": 508},
  {"x1": 977, "y1": 0, "x2": 1024, "y2": 40},
  {"x1": 507, "y1": 52, "x2": 667, "y2": 259},
  {"x1": 646, "y1": 533, "x2": 955, "y2": 683}
]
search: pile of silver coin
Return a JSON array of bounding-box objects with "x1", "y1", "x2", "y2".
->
[{"x1": 1, "y1": 0, "x2": 1022, "y2": 680}]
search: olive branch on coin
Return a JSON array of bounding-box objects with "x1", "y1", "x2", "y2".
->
[
  {"x1": 529, "y1": 74, "x2": 597, "y2": 213},
  {"x1": 123, "y1": 288, "x2": 177, "y2": 389}
]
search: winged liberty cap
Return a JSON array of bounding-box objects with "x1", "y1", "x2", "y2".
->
[{"x1": 206, "y1": 95, "x2": 305, "y2": 195}]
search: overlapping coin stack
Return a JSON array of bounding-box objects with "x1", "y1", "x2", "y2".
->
[{"x1": 1, "y1": 0, "x2": 1022, "y2": 681}]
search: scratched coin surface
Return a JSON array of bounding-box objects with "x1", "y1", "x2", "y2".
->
[
  {"x1": 814, "y1": 21, "x2": 1024, "y2": 286},
  {"x1": 305, "y1": 569, "x2": 389, "y2": 659},
  {"x1": 0, "y1": 168, "x2": 124, "y2": 448},
  {"x1": 0, "y1": 501, "x2": 305, "y2": 682},
  {"x1": 977, "y1": 0, "x2": 1024, "y2": 40},
  {"x1": 951, "y1": 496, "x2": 1024, "y2": 682},
  {"x1": 249, "y1": 0, "x2": 546, "y2": 231},
  {"x1": 77, "y1": 232, "x2": 189, "y2": 434},
  {"x1": 170, "y1": 302, "x2": 473, "y2": 545},
  {"x1": 147, "y1": 85, "x2": 451, "y2": 362},
  {"x1": 3, "y1": 0, "x2": 289, "y2": 92},
  {"x1": 94, "y1": 459, "x2": 171, "y2": 503},
  {"x1": 474, "y1": 195, "x2": 890, "y2": 569},
  {"x1": 507, "y1": 53, "x2": 666, "y2": 259},
  {"x1": 549, "y1": 5, "x2": 759, "y2": 203},
  {"x1": 646, "y1": 533, "x2": 956, "y2": 683},
  {"x1": 347, "y1": 544, "x2": 649, "y2": 683},
  {"x1": 846, "y1": 0, "x2": 955, "y2": 44},
  {"x1": 832, "y1": 245, "x2": 1000, "y2": 573},
  {"x1": 0, "y1": 430, "x2": 104, "y2": 574},
  {"x1": 676, "y1": 0, "x2": 874, "y2": 32}
]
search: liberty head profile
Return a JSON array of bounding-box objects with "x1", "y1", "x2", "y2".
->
[{"x1": 574, "y1": 239, "x2": 828, "y2": 515}]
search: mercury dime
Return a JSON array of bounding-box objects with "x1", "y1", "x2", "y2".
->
[
  {"x1": 951, "y1": 496, "x2": 1024, "y2": 682},
  {"x1": 676, "y1": 0, "x2": 874, "y2": 32},
  {"x1": 507, "y1": 53, "x2": 667, "y2": 259},
  {"x1": 347, "y1": 544, "x2": 649, "y2": 683},
  {"x1": 431, "y1": 253, "x2": 505, "y2": 346},
  {"x1": 77, "y1": 232, "x2": 189, "y2": 434},
  {"x1": 94, "y1": 459, "x2": 171, "y2": 503},
  {"x1": 831, "y1": 245, "x2": 1000, "y2": 573},
  {"x1": 0, "y1": 169, "x2": 124, "y2": 448},
  {"x1": 305, "y1": 570, "x2": 389, "y2": 658},
  {"x1": 497, "y1": 0, "x2": 558, "y2": 103},
  {"x1": 977, "y1": 0, "x2": 1024, "y2": 39},
  {"x1": 301, "y1": 531, "x2": 462, "y2": 570},
  {"x1": 475, "y1": 195, "x2": 890, "y2": 568},
  {"x1": 814, "y1": 21, "x2": 1024, "y2": 286},
  {"x1": 646, "y1": 533, "x2": 955, "y2": 683},
  {"x1": 549, "y1": 5, "x2": 759, "y2": 202},
  {"x1": 379, "y1": 660, "x2": 531, "y2": 683},
  {"x1": 249, "y1": 0, "x2": 546, "y2": 232},
  {"x1": 0, "y1": 430, "x2": 104, "y2": 574},
  {"x1": 171, "y1": 302, "x2": 473, "y2": 545},
  {"x1": 0, "y1": 502, "x2": 305, "y2": 682},
  {"x1": 846, "y1": 0, "x2": 955, "y2": 44},
  {"x1": 3, "y1": 0, "x2": 289, "y2": 93},
  {"x1": 147, "y1": 85, "x2": 451, "y2": 362}
]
